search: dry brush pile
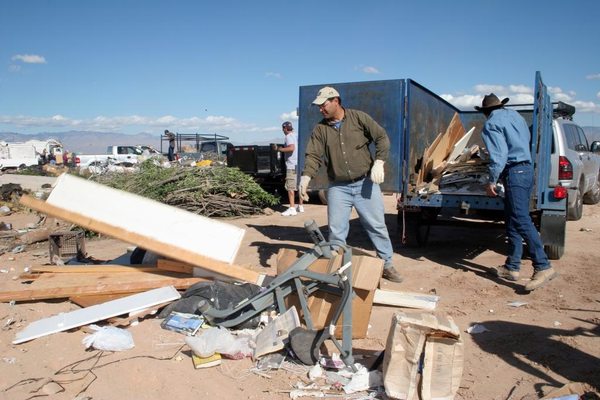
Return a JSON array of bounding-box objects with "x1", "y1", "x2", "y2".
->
[{"x1": 90, "y1": 160, "x2": 279, "y2": 217}]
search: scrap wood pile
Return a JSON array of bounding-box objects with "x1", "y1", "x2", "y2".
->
[
  {"x1": 416, "y1": 113, "x2": 489, "y2": 196},
  {"x1": 90, "y1": 160, "x2": 279, "y2": 217}
]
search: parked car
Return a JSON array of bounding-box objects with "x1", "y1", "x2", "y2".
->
[{"x1": 549, "y1": 102, "x2": 600, "y2": 220}]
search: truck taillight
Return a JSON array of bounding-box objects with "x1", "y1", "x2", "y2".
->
[
  {"x1": 553, "y1": 185, "x2": 567, "y2": 199},
  {"x1": 558, "y1": 156, "x2": 573, "y2": 180}
]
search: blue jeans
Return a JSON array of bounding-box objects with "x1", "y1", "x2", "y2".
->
[
  {"x1": 503, "y1": 163, "x2": 550, "y2": 272},
  {"x1": 327, "y1": 177, "x2": 394, "y2": 268}
]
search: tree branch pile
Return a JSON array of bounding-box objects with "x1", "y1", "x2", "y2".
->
[{"x1": 90, "y1": 160, "x2": 279, "y2": 217}]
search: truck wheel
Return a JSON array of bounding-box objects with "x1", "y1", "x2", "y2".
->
[
  {"x1": 567, "y1": 187, "x2": 583, "y2": 221},
  {"x1": 544, "y1": 244, "x2": 564, "y2": 260},
  {"x1": 318, "y1": 190, "x2": 328, "y2": 205},
  {"x1": 398, "y1": 211, "x2": 428, "y2": 247},
  {"x1": 583, "y1": 177, "x2": 600, "y2": 205},
  {"x1": 130, "y1": 247, "x2": 147, "y2": 264}
]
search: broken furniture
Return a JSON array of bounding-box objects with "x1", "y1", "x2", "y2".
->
[
  {"x1": 48, "y1": 230, "x2": 86, "y2": 263},
  {"x1": 199, "y1": 220, "x2": 357, "y2": 370},
  {"x1": 19, "y1": 173, "x2": 265, "y2": 285}
]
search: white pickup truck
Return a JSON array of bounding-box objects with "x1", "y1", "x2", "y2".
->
[{"x1": 75, "y1": 145, "x2": 144, "y2": 168}]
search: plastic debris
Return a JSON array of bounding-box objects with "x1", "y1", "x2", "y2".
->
[
  {"x1": 82, "y1": 325, "x2": 134, "y2": 351},
  {"x1": 308, "y1": 364, "x2": 323, "y2": 380},
  {"x1": 507, "y1": 301, "x2": 528, "y2": 308}
]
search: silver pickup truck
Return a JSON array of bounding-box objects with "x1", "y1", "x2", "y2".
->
[{"x1": 549, "y1": 102, "x2": 600, "y2": 220}]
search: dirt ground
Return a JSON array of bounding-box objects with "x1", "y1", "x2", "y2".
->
[{"x1": 0, "y1": 184, "x2": 599, "y2": 400}]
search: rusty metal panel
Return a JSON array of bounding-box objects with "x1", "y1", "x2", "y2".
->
[{"x1": 298, "y1": 80, "x2": 405, "y2": 193}]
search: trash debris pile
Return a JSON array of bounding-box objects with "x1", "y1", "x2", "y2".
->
[{"x1": 90, "y1": 160, "x2": 279, "y2": 217}]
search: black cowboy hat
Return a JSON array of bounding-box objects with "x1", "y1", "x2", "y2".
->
[{"x1": 474, "y1": 93, "x2": 509, "y2": 111}]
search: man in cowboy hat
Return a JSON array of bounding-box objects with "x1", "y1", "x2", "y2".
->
[
  {"x1": 299, "y1": 86, "x2": 403, "y2": 283},
  {"x1": 477, "y1": 93, "x2": 558, "y2": 291}
]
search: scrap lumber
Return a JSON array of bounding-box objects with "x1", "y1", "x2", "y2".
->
[
  {"x1": 20, "y1": 174, "x2": 265, "y2": 285},
  {"x1": 70, "y1": 293, "x2": 136, "y2": 308},
  {"x1": 156, "y1": 259, "x2": 195, "y2": 275},
  {"x1": 417, "y1": 113, "x2": 466, "y2": 186},
  {"x1": 0, "y1": 270, "x2": 207, "y2": 302},
  {"x1": 13, "y1": 286, "x2": 181, "y2": 344},
  {"x1": 373, "y1": 289, "x2": 439, "y2": 310},
  {"x1": 28, "y1": 264, "x2": 158, "y2": 274}
]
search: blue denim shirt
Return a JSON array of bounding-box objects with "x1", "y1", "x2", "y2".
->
[{"x1": 481, "y1": 108, "x2": 532, "y2": 184}]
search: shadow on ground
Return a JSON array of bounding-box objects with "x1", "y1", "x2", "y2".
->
[{"x1": 471, "y1": 320, "x2": 600, "y2": 394}]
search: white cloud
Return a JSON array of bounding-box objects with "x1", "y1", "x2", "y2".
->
[
  {"x1": 280, "y1": 110, "x2": 298, "y2": 121},
  {"x1": 361, "y1": 66, "x2": 380, "y2": 74},
  {"x1": 265, "y1": 71, "x2": 282, "y2": 79},
  {"x1": 0, "y1": 113, "x2": 267, "y2": 134},
  {"x1": 597, "y1": 91, "x2": 600, "y2": 99},
  {"x1": 586, "y1": 73, "x2": 600, "y2": 80},
  {"x1": 11, "y1": 54, "x2": 47, "y2": 64},
  {"x1": 473, "y1": 84, "x2": 506, "y2": 94}
]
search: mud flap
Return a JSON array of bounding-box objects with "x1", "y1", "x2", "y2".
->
[{"x1": 539, "y1": 210, "x2": 566, "y2": 248}]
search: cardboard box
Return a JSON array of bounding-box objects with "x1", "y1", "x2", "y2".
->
[
  {"x1": 276, "y1": 248, "x2": 383, "y2": 339},
  {"x1": 382, "y1": 312, "x2": 464, "y2": 400}
]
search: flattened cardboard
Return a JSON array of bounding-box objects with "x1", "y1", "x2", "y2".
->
[
  {"x1": 383, "y1": 312, "x2": 463, "y2": 400},
  {"x1": 276, "y1": 249, "x2": 383, "y2": 339}
]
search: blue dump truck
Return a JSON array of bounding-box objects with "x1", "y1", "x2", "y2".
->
[{"x1": 298, "y1": 72, "x2": 567, "y2": 259}]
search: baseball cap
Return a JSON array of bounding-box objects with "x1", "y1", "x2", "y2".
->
[
  {"x1": 312, "y1": 86, "x2": 340, "y2": 105},
  {"x1": 282, "y1": 121, "x2": 293, "y2": 130}
]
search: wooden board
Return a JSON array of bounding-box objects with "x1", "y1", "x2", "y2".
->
[
  {"x1": 373, "y1": 289, "x2": 439, "y2": 310},
  {"x1": 0, "y1": 270, "x2": 207, "y2": 302},
  {"x1": 20, "y1": 194, "x2": 265, "y2": 286},
  {"x1": 156, "y1": 259, "x2": 195, "y2": 275},
  {"x1": 418, "y1": 113, "x2": 466, "y2": 186},
  {"x1": 29, "y1": 265, "x2": 158, "y2": 274},
  {"x1": 13, "y1": 286, "x2": 181, "y2": 344}
]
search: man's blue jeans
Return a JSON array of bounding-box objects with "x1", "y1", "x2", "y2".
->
[
  {"x1": 503, "y1": 163, "x2": 551, "y2": 272},
  {"x1": 327, "y1": 177, "x2": 394, "y2": 268}
]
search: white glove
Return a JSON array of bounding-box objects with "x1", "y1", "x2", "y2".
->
[
  {"x1": 299, "y1": 175, "x2": 311, "y2": 202},
  {"x1": 370, "y1": 160, "x2": 385, "y2": 184}
]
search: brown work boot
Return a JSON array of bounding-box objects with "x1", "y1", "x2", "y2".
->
[
  {"x1": 382, "y1": 266, "x2": 403, "y2": 283},
  {"x1": 493, "y1": 265, "x2": 520, "y2": 281},
  {"x1": 525, "y1": 267, "x2": 558, "y2": 291}
]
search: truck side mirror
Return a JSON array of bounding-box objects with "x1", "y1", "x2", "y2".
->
[{"x1": 591, "y1": 141, "x2": 600, "y2": 153}]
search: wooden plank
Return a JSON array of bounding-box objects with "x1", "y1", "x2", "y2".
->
[
  {"x1": 418, "y1": 113, "x2": 466, "y2": 185},
  {"x1": 13, "y1": 286, "x2": 181, "y2": 344},
  {"x1": 373, "y1": 289, "x2": 440, "y2": 310},
  {"x1": 156, "y1": 259, "x2": 195, "y2": 275},
  {"x1": 0, "y1": 273, "x2": 206, "y2": 302},
  {"x1": 29, "y1": 265, "x2": 158, "y2": 274},
  {"x1": 20, "y1": 194, "x2": 265, "y2": 285},
  {"x1": 70, "y1": 293, "x2": 135, "y2": 307}
]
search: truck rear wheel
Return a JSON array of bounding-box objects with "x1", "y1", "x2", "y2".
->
[
  {"x1": 544, "y1": 244, "x2": 564, "y2": 260},
  {"x1": 398, "y1": 210, "x2": 428, "y2": 247},
  {"x1": 318, "y1": 190, "x2": 328, "y2": 205}
]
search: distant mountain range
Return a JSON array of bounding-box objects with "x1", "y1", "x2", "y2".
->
[
  {"x1": 0, "y1": 131, "x2": 163, "y2": 154},
  {"x1": 0, "y1": 131, "x2": 282, "y2": 154},
  {"x1": 3, "y1": 126, "x2": 598, "y2": 154}
]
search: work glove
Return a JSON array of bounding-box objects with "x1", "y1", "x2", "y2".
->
[
  {"x1": 299, "y1": 175, "x2": 311, "y2": 202},
  {"x1": 370, "y1": 160, "x2": 385, "y2": 184}
]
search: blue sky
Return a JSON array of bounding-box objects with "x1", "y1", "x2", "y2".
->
[{"x1": 1, "y1": 0, "x2": 599, "y2": 144}]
